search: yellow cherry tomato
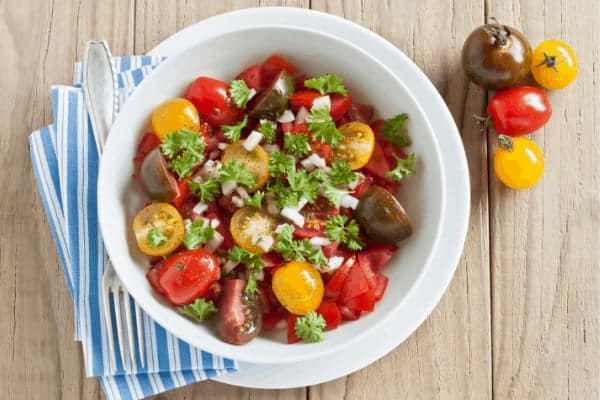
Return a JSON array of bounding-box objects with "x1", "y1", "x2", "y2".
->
[
  {"x1": 230, "y1": 206, "x2": 278, "y2": 254},
  {"x1": 132, "y1": 202, "x2": 185, "y2": 256},
  {"x1": 151, "y1": 98, "x2": 200, "y2": 140},
  {"x1": 531, "y1": 39, "x2": 578, "y2": 90},
  {"x1": 493, "y1": 136, "x2": 544, "y2": 190},
  {"x1": 272, "y1": 261, "x2": 324, "y2": 315},
  {"x1": 331, "y1": 121, "x2": 375, "y2": 170},
  {"x1": 221, "y1": 141, "x2": 270, "y2": 191}
]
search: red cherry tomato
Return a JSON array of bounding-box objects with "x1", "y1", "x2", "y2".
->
[
  {"x1": 329, "y1": 94, "x2": 352, "y2": 121},
  {"x1": 362, "y1": 141, "x2": 390, "y2": 180},
  {"x1": 261, "y1": 54, "x2": 299, "y2": 87},
  {"x1": 289, "y1": 90, "x2": 320, "y2": 111},
  {"x1": 146, "y1": 263, "x2": 166, "y2": 297},
  {"x1": 186, "y1": 77, "x2": 242, "y2": 127},
  {"x1": 158, "y1": 249, "x2": 220, "y2": 305},
  {"x1": 372, "y1": 274, "x2": 389, "y2": 301},
  {"x1": 235, "y1": 64, "x2": 261, "y2": 91},
  {"x1": 486, "y1": 86, "x2": 552, "y2": 136},
  {"x1": 316, "y1": 302, "x2": 342, "y2": 330}
]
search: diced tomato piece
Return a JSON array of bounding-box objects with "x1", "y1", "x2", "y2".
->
[
  {"x1": 294, "y1": 74, "x2": 307, "y2": 90},
  {"x1": 311, "y1": 141, "x2": 331, "y2": 161},
  {"x1": 358, "y1": 256, "x2": 377, "y2": 289},
  {"x1": 324, "y1": 257, "x2": 355, "y2": 299},
  {"x1": 235, "y1": 64, "x2": 261, "y2": 91},
  {"x1": 263, "y1": 312, "x2": 286, "y2": 331},
  {"x1": 172, "y1": 178, "x2": 192, "y2": 209},
  {"x1": 340, "y1": 263, "x2": 370, "y2": 303},
  {"x1": 289, "y1": 90, "x2": 320, "y2": 111},
  {"x1": 287, "y1": 316, "x2": 301, "y2": 344},
  {"x1": 339, "y1": 304, "x2": 360, "y2": 321},
  {"x1": 146, "y1": 263, "x2": 166, "y2": 296},
  {"x1": 322, "y1": 242, "x2": 339, "y2": 258},
  {"x1": 353, "y1": 174, "x2": 373, "y2": 197},
  {"x1": 262, "y1": 252, "x2": 284, "y2": 268},
  {"x1": 330, "y1": 94, "x2": 352, "y2": 121},
  {"x1": 317, "y1": 302, "x2": 342, "y2": 330},
  {"x1": 293, "y1": 226, "x2": 325, "y2": 239},
  {"x1": 290, "y1": 122, "x2": 310, "y2": 135},
  {"x1": 358, "y1": 244, "x2": 397, "y2": 272},
  {"x1": 346, "y1": 103, "x2": 374, "y2": 124},
  {"x1": 280, "y1": 121, "x2": 294, "y2": 133},
  {"x1": 346, "y1": 290, "x2": 375, "y2": 313},
  {"x1": 133, "y1": 132, "x2": 161, "y2": 179},
  {"x1": 372, "y1": 274, "x2": 389, "y2": 301},
  {"x1": 261, "y1": 54, "x2": 299, "y2": 87},
  {"x1": 362, "y1": 141, "x2": 390, "y2": 180}
]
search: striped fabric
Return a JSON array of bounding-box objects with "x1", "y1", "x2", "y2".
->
[{"x1": 29, "y1": 56, "x2": 237, "y2": 400}]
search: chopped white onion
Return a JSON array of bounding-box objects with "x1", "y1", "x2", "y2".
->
[
  {"x1": 243, "y1": 130, "x2": 264, "y2": 152},
  {"x1": 183, "y1": 218, "x2": 192, "y2": 231},
  {"x1": 210, "y1": 219, "x2": 220, "y2": 229},
  {"x1": 264, "y1": 144, "x2": 280, "y2": 154},
  {"x1": 192, "y1": 202, "x2": 208, "y2": 215},
  {"x1": 254, "y1": 270, "x2": 265, "y2": 281},
  {"x1": 327, "y1": 256, "x2": 345, "y2": 272},
  {"x1": 297, "y1": 197, "x2": 309, "y2": 211},
  {"x1": 221, "y1": 180, "x2": 237, "y2": 196},
  {"x1": 301, "y1": 153, "x2": 327, "y2": 170},
  {"x1": 231, "y1": 195, "x2": 244, "y2": 208},
  {"x1": 281, "y1": 207, "x2": 305, "y2": 227},
  {"x1": 247, "y1": 88, "x2": 257, "y2": 101},
  {"x1": 201, "y1": 159, "x2": 221, "y2": 180},
  {"x1": 217, "y1": 142, "x2": 228, "y2": 150},
  {"x1": 347, "y1": 172, "x2": 365, "y2": 190},
  {"x1": 277, "y1": 109, "x2": 295, "y2": 123},
  {"x1": 236, "y1": 186, "x2": 250, "y2": 200},
  {"x1": 340, "y1": 194, "x2": 359, "y2": 209},
  {"x1": 253, "y1": 234, "x2": 274, "y2": 253},
  {"x1": 221, "y1": 259, "x2": 239, "y2": 275},
  {"x1": 311, "y1": 95, "x2": 331, "y2": 111},
  {"x1": 309, "y1": 236, "x2": 331, "y2": 248},
  {"x1": 205, "y1": 231, "x2": 224, "y2": 251},
  {"x1": 295, "y1": 106, "x2": 309, "y2": 124}
]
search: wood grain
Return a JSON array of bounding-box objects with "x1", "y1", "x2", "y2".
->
[{"x1": 0, "y1": 0, "x2": 598, "y2": 399}]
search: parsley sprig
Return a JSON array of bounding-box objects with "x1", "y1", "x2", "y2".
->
[
  {"x1": 228, "y1": 246, "x2": 264, "y2": 272},
  {"x1": 273, "y1": 224, "x2": 327, "y2": 265},
  {"x1": 220, "y1": 160, "x2": 256, "y2": 188},
  {"x1": 179, "y1": 298, "x2": 217, "y2": 322},
  {"x1": 295, "y1": 311, "x2": 326, "y2": 342},
  {"x1": 229, "y1": 80, "x2": 254, "y2": 108},
  {"x1": 386, "y1": 153, "x2": 416, "y2": 182},
  {"x1": 324, "y1": 215, "x2": 364, "y2": 250},
  {"x1": 258, "y1": 120, "x2": 277, "y2": 144},
  {"x1": 188, "y1": 178, "x2": 220, "y2": 202},
  {"x1": 147, "y1": 227, "x2": 167, "y2": 248},
  {"x1": 308, "y1": 108, "x2": 342, "y2": 146},
  {"x1": 182, "y1": 220, "x2": 215, "y2": 250},
  {"x1": 284, "y1": 132, "x2": 311, "y2": 157},
  {"x1": 245, "y1": 190, "x2": 264, "y2": 208},
  {"x1": 304, "y1": 74, "x2": 348, "y2": 96},
  {"x1": 222, "y1": 115, "x2": 248, "y2": 142},
  {"x1": 244, "y1": 273, "x2": 258, "y2": 296},
  {"x1": 381, "y1": 113, "x2": 411, "y2": 147},
  {"x1": 328, "y1": 160, "x2": 356, "y2": 186},
  {"x1": 160, "y1": 129, "x2": 206, "y2": 178},
  {"x1": 269, "y1": 150, "x2": 295, "y2": 177}
]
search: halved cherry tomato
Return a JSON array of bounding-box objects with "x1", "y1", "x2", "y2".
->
[
  {"x1": 493, "y1": 136, "x2": 544, "y2": 189},
  {"x1": 230, "y1": 206, "x2": 278, "y2": 254},
  {"x1": 133, "y1": 133, "x2": 161, "y2": 179},
  {"x1": 235, "y1": 64, "x2": 262, "y2": 91},
  {"x1": 146, "y1": 263, "x2": 166, "y2": 296},
  {"x1": 287, "y1": 315, "x2": 301, "y2": 343},
  {"x1": 186, "y1": 77, "x2": 242, "y2": 126},
  {"x1": 324, "y1": 257, "x2": 355, "y2": 299},
  {"x1": 362, "y1": 141, "x2": 390, "y2": 180},
  {"x1": 272, "y1": 261, "x2": 324, "y2": 315},
  {"x1": 261, "y1": 54, "x2": 299, "y2": 88},
  {"x1": 317, "y1": 302, "x2": 342, "y2": 330},
  {"x1": 329, "y1": 94, "x2": 352, "y2": 121},
  {"x1": 331, "y1": 122, "x2": 375, "y2": 170},
  {"x1": 151, "y1": 98, "x2": 200, "y2": 140},
  {"x1": 132, "y1": 203, "x2": 185, "y2": 256},
  {"x1": 531, "y1": 39, "x2": 577, "y2": 90},
  {"x1": 289, "y1": 90, "x2": 320, "y2": 111},
  {"x1": 340, "y1": 262, "x2": 370, "y2": 303},
  {"x1": 158, "y1": 248, "x2": 220, "y2": 305},
  {"x1": 486, "y1": 86, "x2": 552, "y2": 136},
  {"x1": 221, "y1": 141, "x2": 270, "y2": 190}
]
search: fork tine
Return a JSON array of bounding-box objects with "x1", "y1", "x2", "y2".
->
[
  {"x1": 122, "y1": 290, "x2": 137, "y2": 369},
  {"x1": 101, "y1": 271, "x2": 116, "y2": 373},
  {"x1": 112, "y1": 290, "x2": 128, "y2": 370},
  {"x1": 134, "y1": 302, "x2": 145, "y2": 368}
]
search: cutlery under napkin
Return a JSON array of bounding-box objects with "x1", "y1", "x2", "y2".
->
[{"x1": 29, "y1": 55, "x2": 237, "y2": 400}]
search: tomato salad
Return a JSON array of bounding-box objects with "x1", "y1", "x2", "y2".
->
[{"x1": 132, "y1": 54, "x2": 417, "y2": 345}]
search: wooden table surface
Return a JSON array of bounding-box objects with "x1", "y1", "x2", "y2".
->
[{"x1": 1, "y1": 1, "x2": 598, "y2": 399}]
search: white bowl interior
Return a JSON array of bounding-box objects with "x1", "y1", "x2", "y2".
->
[{"x1": 98, "y1": 26, "x2": 445, "y2": 364}]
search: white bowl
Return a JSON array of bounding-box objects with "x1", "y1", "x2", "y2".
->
[{"x1": 98, "y1": 25, "x2": 446, "y2": 365}]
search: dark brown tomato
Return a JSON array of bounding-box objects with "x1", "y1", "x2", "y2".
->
[
  {"x1": 461, "y1": 19, "x2": 532, "y2": 89},
  {"x1": 354, "y1": 185, "x2": 412, "y2": 243},
  {"x1": 218, "y1": 279, "x2": 263, "y2": 345},
  {"x1": 140, "y1": 148, "x2": 179, "y2": 202},
  {"x1": 247, "y1": 70, "x2": 295, "y2": 120}
]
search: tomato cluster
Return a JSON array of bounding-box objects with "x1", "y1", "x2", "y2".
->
[{"x1": 462, "y1": 18, "x2": 577, "y2": 189}]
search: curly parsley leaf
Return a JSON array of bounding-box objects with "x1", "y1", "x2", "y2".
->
[
  {"x1": 228, "y1": 246, "x2": 264, "y2": 272},
  {"x1": 308, "y1": 108, "x2": 342, "y2": 146},
  {"x1": 245, "y1": 190, "x2": 264, "y2": 208},
  {"x1": 258, "y1": 120, "x2": 277, "y2": 144},
  {"x1": 147, "y1": 227, "x2": 167, "y2": 248},
  {"x1": 222, "y1": 115, "x2": 248, "y2": 142},
  {"x1": 328, "y1": 160, "x2": 355, "y2": 186},
  {"x1": 160, "y1": 129, "x2": 206, "y2": 178},
  {"x1": 269, "y1": 150, "x2": 295, "y2": 176},
  {"x1": 381, "y1": 113, "x2": 411, "y2": 147},
  {"x1": 283, "y1": 132, "x2": 311, "y2": 157},
  {"x1": 220, "y1": 159, "x2": 256, "y2": 188},
  {"x1": 273, "y1": 224, "x2": 325, "y2": 263},
  {"x1": 322, "y1": 184, "x2": 350, "y2": 208},
  {"x1": 188, "y1": 178, "x2": 220, "y2": 202},
  {"x1": 229, "y1": 80, "x2": 254, "y2": 109},
  {"x1": 287, "y1": 170, "x2": 319, "y2": 203},
  {"x1": 386, "y1": 153, "x2": 416, "y2": 182},
  {"x1": 308, "y1": 248, "x2": 328, "y2": 266},
  {"x1": 182, "y1": 220, "x2": 215, "y2": 250},
  {"x1": 304, "y1": 74, "x2": 348, "y2": 96},
  {"x1": 179, "y1": 298, "x2": 217, "y2": 322},
  {"x1": 295, "y1": 311, "x2": 326, "y2": 342},
  {"x1": 325, "y1": 215, "x2": 364, "y2": 251},
  {"x1": 244, "y1": 273, "x2": 259, "y2": 296}
]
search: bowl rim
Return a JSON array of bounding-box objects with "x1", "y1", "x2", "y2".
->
[{"x1": 98, "y1": 23, "x2": 446, "y2": 365}]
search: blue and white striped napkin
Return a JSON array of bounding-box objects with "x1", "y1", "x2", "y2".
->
[{"x1": 29, "y1": 55, "x2": 237, "y2": 400}]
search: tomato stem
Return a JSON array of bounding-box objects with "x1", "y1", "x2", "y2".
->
[
  {"x1": 497, "y1": 134, "x2": 514, "y2": 151},
  {"x1": 535, "y1": 51, "x2": 563, "y2": 72},
  {"x1": 483, "y1": 17, "x2": 511, "y2": 47},
  {"x1": 473, "y1": 114, "x2": 491, "y2": 132}
]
